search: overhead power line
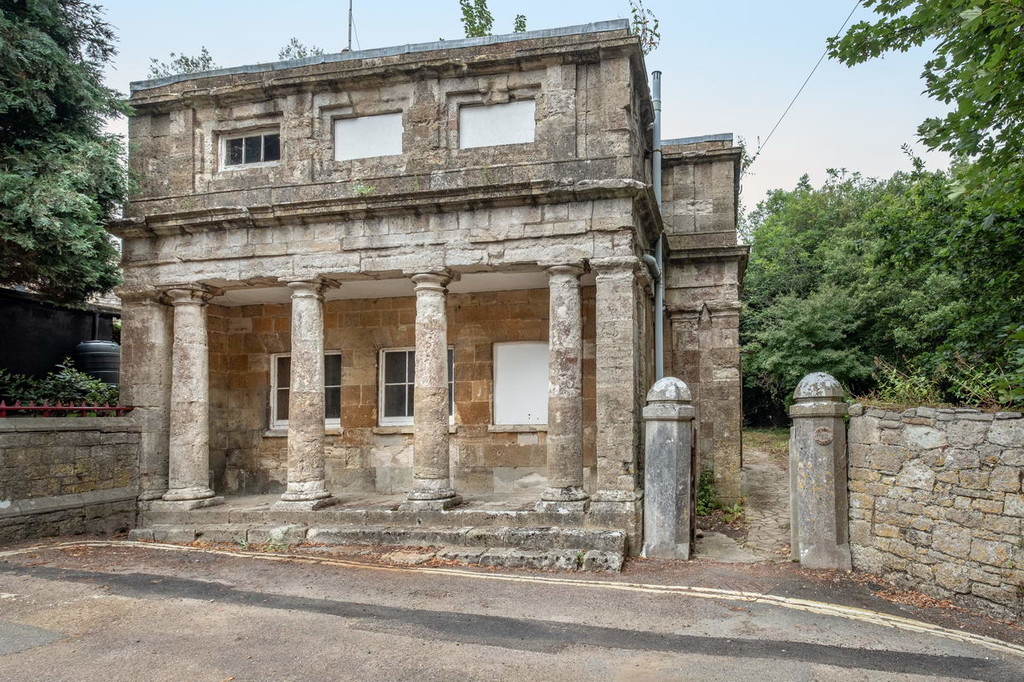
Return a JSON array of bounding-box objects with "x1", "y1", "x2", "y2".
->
[{"x1": 748, "y1": 1, "x2": 862, "y2": 167}]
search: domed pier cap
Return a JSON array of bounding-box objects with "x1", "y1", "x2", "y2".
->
[
  {"x1": 793, "y1": 372, "x2": 844, "y2": 402},
  {"x1": 646, "y1": 376, "x2": 692, "y2": 403}
]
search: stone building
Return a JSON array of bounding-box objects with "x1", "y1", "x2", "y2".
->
[{"x1": 113, "y1": 20, "x2": 745, "y2": 554}]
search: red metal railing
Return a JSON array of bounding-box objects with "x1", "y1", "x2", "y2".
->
[{"x1": 0, "y1": 401, "x2": 133, "y2": 418}]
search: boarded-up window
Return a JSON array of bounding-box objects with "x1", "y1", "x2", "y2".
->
[
  {"x1": 334, "y1": 113, "x2": 404, "y2": 161},
  {"x1": 492, "y1": 342, "x2": 548, "y2": 425},
  {"x1": 459, "y1": 100, "x2": 536, "y2": 149}
]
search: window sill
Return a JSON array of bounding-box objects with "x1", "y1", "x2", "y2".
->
[
  {"x1": 263, "y1": 428, "x2": 344, "y2": 438},
  {"x1": 488, "y1": 424, "x2": 548, "y2": 433},
  {"x1": 372, "y1": 425, "x2": 458, "y2": 435}
]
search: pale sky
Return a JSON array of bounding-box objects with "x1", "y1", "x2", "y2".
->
[{"x1": 96, "y1": 0, "x2": 949, "y2": 210}]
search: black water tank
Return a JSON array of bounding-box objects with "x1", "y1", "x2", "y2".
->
[{"x1": 75, "y1": 340, "x2": 121, "y2": 386}]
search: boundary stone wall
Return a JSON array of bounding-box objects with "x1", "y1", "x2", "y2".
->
[
  {"x1": 847, "y1": 404, "x2": 1024, "y2": 619},
  {"x1": 0, "y1": 417, "x2": 140, "y2": 543}
]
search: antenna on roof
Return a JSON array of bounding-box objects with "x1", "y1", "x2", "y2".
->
[{"x1": 346, "y1": 0, "x2": 354, "y2": 52}]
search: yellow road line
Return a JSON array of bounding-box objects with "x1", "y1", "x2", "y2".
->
[{"x1": 3, "y1": 539, "x2": 1023, "y2": 658}]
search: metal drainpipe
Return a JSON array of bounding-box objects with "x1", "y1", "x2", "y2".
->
[{"x1": 651, "y1": 70, "x2": 665, "y2": 380}]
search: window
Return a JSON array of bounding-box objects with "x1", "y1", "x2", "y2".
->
[
  {"x1": 493, "y1": 342, "x2": 548, "y2": 425},
  {"x1": 271, "y1": 353, "x2": 342, "y2": 429},
  {"x1": 223, "y1": 130, "x2": 281, "y2": 167},
  {"x1": 379, "y1": 348, "x2": 454, "y2": 426},
  {"x1": 459, "y1": 100, "x2": 536, "y2": 149},
  {"x1": 334, "y1": 113, "x2": 403, "y2": 161}
]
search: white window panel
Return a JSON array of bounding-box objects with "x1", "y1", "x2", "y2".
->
[
  {"x1": 334, "y1": 113, "x2": 404, "y2": 161},
  {"x1": 459, "y1": 100, "x2": 536, "y2": 149},
  {"x1": 493, "y1": 341, "x2": 548, "y2": 425}
]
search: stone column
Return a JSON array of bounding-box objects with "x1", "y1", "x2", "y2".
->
[
  {"x1": 117, "y1": 288, "x2": 172, "y2": 501},
  {"x1": 642, "y1": 377, "x2": 695, "y2": 559},
  {"x1": 538, "y1": 263, "x2": 588, "y2": 511},
  {"x1": 789, "y1": 372, "x2": 851, "y2": 570},
  {"x1": 401, "y1": 271, "x2": 460, "y2": 511},
  {"x1": 275, "y1": 278, "x2": 335, "y2": 510},
  {"x1": 590, "y1": 257, "x2": 644, "y2": 520},
  {"x1": 161, "y1": 286, "x2": 223, "y2": 508}
]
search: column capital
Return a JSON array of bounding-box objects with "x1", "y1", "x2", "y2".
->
[
  {"x1": 542, "y1": 262, "x2": 586, "y2": 278},
  {"x1": 115, "y1": 286, "x2": 167, "y2": 305},
  {"x1": 410, "y1": 270, "x2": 453, "y2": 291},
  {"x1": 280, "y1": 277, "x2": 338, "y2": 299},
  {"x1": 589, "y1": 256, "x2": 643, "y2": 277},
  {"x1": 162, "y1": 284, "x2": 217, "y2": 306}
]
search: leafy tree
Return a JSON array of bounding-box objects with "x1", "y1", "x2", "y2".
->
[
  {"x1": 460, "y1": 0, "x2": 494, "y2": 37},
  {"x1": 742, "y1": 164, "x2": 1024, "y2": 420},
  {"x1": 278, "y1": 38, "x2": 325, "y2": 60},
  {"x1": 148, "y1": 46, "x2": 218, "y2": 78},
  {"x1": 0, "y1": 0, "x2": 127, "y2": 304},
  {"x1": 828, "y1": 1, "x2": 1024, "y2": 216},
  {"x1": 458, "y1": 0, "x2": 527, "y2": 37}
]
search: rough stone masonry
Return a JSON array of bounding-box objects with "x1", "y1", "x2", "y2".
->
[{"x1": 847, "y1": 404, "x2": 1024, "y2": 620}]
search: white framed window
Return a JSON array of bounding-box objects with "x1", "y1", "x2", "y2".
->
[
  {"x1": 270, "y1": 352, "x2": 342, "y2": 429},
  {"x1": 493, "y1": 342, "x2": 548, "y2": 425},
  {"x1": 334, "y1": 113, "x2": 404, "y2": 161},
  {"x1": 459, "y1": 100, "x2": 536, "y2": 149},
  {"x1": 221, "y1": 129, "x2": 281, "y2": 168},
  {"x1": 379, "y1": 347, "x2": 454, "y2": 426}
]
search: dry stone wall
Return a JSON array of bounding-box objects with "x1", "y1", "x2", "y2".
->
[
  {"x1": 847, "y1": 404, "x2": 1024, "y2": 619},
  {"x1": 0, "y1": 418, "x2": 139, "y2": 543}
]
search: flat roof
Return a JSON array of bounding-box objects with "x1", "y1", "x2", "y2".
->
[
  {"x1": 131, "y1": 19, "x2": 631, "y2": 92},
  {"x1": 662, "y1": 133, "x2": 734, "y2": 146}
]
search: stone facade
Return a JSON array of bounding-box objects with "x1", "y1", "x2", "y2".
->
[
  {"x1": 111, "y1": 21, "x2": 744, "y2": 549},
  {"x1": 0, "y1": 418, "x2": 139, "y2": 542},
  {"x1": 662, "y1": 135, "x2": 747, "y2": 504},
  {"x1": 847, "y1": 404, "x2": 1024, "y2": 619}
]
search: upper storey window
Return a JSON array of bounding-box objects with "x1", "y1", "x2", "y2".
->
[
  {"x1": 459, "y1": 100, "x2": 535, "y2": 149},
  {"x1": 223, "y1": 130, "x2": 280, "y2": 168},
  {"x1": 334, "y1": 113, "x2": 403, "y2": 161}
]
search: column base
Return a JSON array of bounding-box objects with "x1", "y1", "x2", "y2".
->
[
  {"x1": 399, "y1": 495, "x2": 463, "y2": 511},
  {"x1": 537, "y1": 486, "x2": 590, "y2": 512},
  {"x1": 272, "y1": 497, "x2": 338, "y2": 512},
  {"x1": 149, "y1": 496, "x2": 225, "y2": 511},
  {"x1": 279, "y1": 480, "x2": 332, "y2": 503},
  {"x1": 161, "y1": 486, "x2": 217, "y2": 502}
]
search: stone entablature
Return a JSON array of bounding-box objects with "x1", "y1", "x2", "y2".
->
[{"x1": 847, "y1": 404, "x2": 1024, "y2": 619}]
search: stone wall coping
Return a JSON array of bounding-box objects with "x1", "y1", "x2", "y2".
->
[
  {"x1": 0, "y1": 416, "x2": 139, "y2": 433},
  {"x1": 0, "y1": 486, "x2": 137, "y2": 520},
  {"x1": 850, "y1": 404, "x2": 1022, "y2": 423}
]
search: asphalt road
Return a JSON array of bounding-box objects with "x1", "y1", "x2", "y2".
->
[{"x1": 1, "y1": 540, "x2": 1023, "y2": 681}]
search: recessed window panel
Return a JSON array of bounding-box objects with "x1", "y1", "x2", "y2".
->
[
  {"x1": 334, "y1": 113, "x2": 404, "y2": 161},
  {"x1": 459, "y1": 100, "x2": 536, "y2": 149}
]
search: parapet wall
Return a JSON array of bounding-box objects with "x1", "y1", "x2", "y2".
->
[
  {"x1": 0, "y1": 418, "x2": 140, "y2": 543},
  {"x1": 847, "y1": 404, "x2": 1024, "y2": 619}
]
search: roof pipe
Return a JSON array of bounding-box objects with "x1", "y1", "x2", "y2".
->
[{"x1": 651, "y1": 70, "x2": 665, "y2": 380}]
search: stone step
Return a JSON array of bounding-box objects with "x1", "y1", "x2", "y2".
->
[
  {"x1": 128, "y1": 523, "x2": 626, "y2": 571},
  {"x1": 140, "y1": 505, "x2": 592, "y2": 529}
]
